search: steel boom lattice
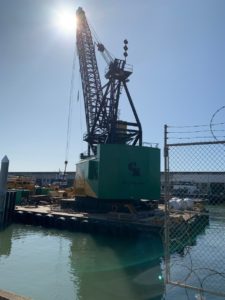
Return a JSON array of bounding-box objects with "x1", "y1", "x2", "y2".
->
[{"x1": 76, "y1": 7, "x2": 142, "y2": 156}]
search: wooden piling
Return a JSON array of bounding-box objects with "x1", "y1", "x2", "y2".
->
[{"x1": 0, "y1": 156, "x2": 9, "y2": 228}]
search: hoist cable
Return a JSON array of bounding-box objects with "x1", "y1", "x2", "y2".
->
[
  {"x1": 64, "y1": 41, "x2": 77, "y2": 171},
  {"x1": 88, "y1": 19, "x2": 114, "y2": 64},
  {"x1": 79, "y1": 89, "x2": 84, "y2": 153}
]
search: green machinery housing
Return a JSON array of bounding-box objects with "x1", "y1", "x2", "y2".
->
[{"x1": 75, "y1": 144, "x2": 160, "y2": 201}]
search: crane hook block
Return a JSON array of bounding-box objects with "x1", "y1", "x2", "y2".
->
[{"x1": 97, "y1": 43, "x2": 105, "y2": 53}]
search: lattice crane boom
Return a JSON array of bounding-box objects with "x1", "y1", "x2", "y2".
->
[
  {"x1": 76, "y1": 7, "x2": 105, "y2": 155},
  {"x1": 76, "y1": 7, "x2": 142, "y2": 157}
]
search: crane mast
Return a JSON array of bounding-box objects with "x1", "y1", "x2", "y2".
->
[{"x1": 76, "y1": 7, "x2": 142, "y2": 157}]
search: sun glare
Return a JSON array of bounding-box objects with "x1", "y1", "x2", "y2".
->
[{"x1": 55, "y1": 8, "x2": 76, "y2": 35}]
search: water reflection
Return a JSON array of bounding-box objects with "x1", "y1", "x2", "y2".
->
[
  {"x1": 0, "y1": 225, "x2": 164, "y2": 300},
  {"x1": 70, "y1": 233, "x2": 164, "y2": 300},
  {"x1": 0, "y1": 225, "x2": 13, "y2": 256}
]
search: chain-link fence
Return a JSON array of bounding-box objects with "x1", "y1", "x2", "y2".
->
[{"x1": 163, "y1": 124, "x2": 225, "y2": 299}]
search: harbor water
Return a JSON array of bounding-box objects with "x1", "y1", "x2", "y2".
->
[
  {"x1": 0, "y1": 224, "x2": 164, "y2": 300},
  {"x1": 0, "y1": 205, "x2": 225, "y2": 300}
]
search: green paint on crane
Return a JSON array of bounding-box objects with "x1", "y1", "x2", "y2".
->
[{"x1": 75, "y1": 144, "x2": 160, "y2": 201}]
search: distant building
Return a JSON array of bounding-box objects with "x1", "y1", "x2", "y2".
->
[
  {"x1": 161, "y1": 172, "x2": 225, "y2": 200},
  {"x1": 8, "y1": 171, "x2": 225, "y2": 200}
]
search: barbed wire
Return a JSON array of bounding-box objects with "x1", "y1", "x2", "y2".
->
[
  {"x1": 167, "y1": 120, "x2": 225, "y2": 143},
  {"x1": 168, "y1": 122, "x2": 225, "y2": 129},
  {"x1": 167, "y1": 211, "x2": 225, "y2": 298},
  {"x1": 210, "y1": 106, "x2": 225, "y2": 141},
  {"x1": 169, "y1": 136, "x2": 225, "y2": 140},
  {"x1": 169, "y1": 129, "x2": 225, "y2": 134},
  {"x1": 168, "y1": 124, "x2": 209, "y2": 128}
]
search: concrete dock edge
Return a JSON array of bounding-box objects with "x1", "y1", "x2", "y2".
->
[{"x1": 0, "y1": 289, "x2": 31, "y2": 300}]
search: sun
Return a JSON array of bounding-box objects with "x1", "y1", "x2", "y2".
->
[{"x1": 55, "y1": 8, "x2": 76, "y2": 35}]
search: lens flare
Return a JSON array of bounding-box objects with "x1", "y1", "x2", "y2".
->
[{"x1": 55, "y1": 8, "x2": 76, "y2": 35}]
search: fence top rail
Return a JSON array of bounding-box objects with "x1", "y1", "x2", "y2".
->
[{"x1": 166, "y1": 140, "x2": 225, "y2": 147}]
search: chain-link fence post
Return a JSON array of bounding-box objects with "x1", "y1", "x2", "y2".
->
[{"x1": 164, "y1": 124, "x2": 170, "y2": 284}]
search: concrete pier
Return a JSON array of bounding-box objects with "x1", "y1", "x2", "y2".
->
[{"x1": 0, "y1": 289, "x2": 31, "y2": 300}]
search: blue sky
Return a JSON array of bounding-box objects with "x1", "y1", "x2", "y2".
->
[{"x1": 0, "y1": 0, "x2": 225, "y2": 171}]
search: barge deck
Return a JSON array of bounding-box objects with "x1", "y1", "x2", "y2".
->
[{"x1": 13, "y1": 204, "x2": 208, "y2": 238}]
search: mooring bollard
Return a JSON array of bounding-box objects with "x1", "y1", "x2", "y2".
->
[{"x1": 0, "y1": 155, "x2": 9, "y2": 228}]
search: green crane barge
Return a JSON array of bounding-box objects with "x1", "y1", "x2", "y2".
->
[{"x1": 74, "y1": 7, "x2": 160, "y2": 212}]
